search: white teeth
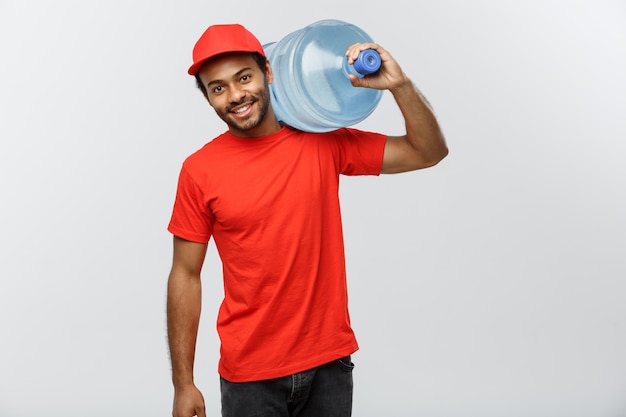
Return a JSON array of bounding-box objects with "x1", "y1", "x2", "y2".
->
[{"x1": 234, "y1": 104, "x2": 251, "y2": 114}]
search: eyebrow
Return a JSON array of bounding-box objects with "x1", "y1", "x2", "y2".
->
[{"x1": 206, "y1": 66, "x2": 254, "y2": 89}]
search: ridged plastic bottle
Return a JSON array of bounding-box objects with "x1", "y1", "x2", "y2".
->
[{"x1": 263, "y1": 19, "x2": 383, "y2": 132}]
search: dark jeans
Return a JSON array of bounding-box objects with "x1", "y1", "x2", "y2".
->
[{"x1": 220, "y1": 356, "x2": 354, "y2": 417}]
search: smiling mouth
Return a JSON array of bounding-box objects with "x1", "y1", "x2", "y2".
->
[
  {"x1": 229, "y1": 100, "x2": 255, "y2": 117},
  {"x1": 233, "y1": 103, "x2": 252, "y2": 114}
]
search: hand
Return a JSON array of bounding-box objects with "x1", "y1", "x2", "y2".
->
[
  {"x1": 172, "y1": 384, "x2": 206, "y2": 417},
  {"x1": 345, "y1": 42, "x2": 409, "y2": 91}
]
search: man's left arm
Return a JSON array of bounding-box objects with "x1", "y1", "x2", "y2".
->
[{"x1": 346, "y1": 43, "x2": 448, "y2": 174}]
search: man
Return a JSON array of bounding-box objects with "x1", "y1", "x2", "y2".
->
[{"x1": 167, "y1": 23, "x2": 447, "y2": 417}]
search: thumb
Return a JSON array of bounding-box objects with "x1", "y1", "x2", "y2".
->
[{"x1": 348, "y1": 74, "x2": 367, "y2": 88}]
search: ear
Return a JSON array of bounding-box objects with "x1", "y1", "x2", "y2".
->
[{"x1": 265, "y1": 59, "x2": 274, "y2": 84}]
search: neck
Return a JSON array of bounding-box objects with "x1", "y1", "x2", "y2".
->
[{"x1": 229, "y1": 108, "x2": 282, "y2": 138}]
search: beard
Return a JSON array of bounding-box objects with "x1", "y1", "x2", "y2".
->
[{"x1": 216, "y1": 79, "x2": 272, "y2": 133}]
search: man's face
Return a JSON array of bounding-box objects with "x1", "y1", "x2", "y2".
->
[{"x1": 197, "y1": 52, "x2": 275, "y2": 137}]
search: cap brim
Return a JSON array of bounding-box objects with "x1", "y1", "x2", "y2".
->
[{"x1": 188, "y1": 60, "x2": 206, "y2": 76}]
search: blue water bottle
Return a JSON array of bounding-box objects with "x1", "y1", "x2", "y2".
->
[{"x1": 263, "y1": 19, "x2": 383, "y2": 132}]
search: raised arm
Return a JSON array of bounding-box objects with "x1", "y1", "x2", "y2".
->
[
  {"x1": 167, "y1": 236, "x2": 208, "y2": 417},
  {"x1": 346, "y1": 43, "x2": 448, "y2": 174}
]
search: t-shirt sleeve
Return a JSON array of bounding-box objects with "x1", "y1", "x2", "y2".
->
[
  {"x1": 333, "y1": 128, "x2": 386, "y2": 176},
  {"x1": 167, "y1": 165, "x2": 214, "y2": 243}
]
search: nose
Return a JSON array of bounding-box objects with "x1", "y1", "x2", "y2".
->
[{"x1": 227, "y1": 84, "x2": 246, "y2": 104}]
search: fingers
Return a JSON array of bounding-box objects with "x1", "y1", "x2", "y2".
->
[
  {"x1": 172, "y1": 386, "x2": 206, "y2": 417},
  {"x1": 172, "y1": 403, "x2": 206, "y2": 417},
  {"x1": 347, "y1": 73, "x2": 361, "y2": 87},
  {"x1": 345, "y1": 42, "x2": 381, "y2": 64}
]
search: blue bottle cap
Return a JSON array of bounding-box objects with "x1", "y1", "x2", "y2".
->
[{"x1": 353, "y1": 49, "x2": 381, "y2": 75}]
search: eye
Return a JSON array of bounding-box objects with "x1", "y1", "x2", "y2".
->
[
  {"x1": 211, "y1": 85, "x2": 224, "y2": 94},
  {"x1": 240, "y1": 74, "x2": 251, "y2": 83}
]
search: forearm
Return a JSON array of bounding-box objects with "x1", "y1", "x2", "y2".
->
[
  {"x1": 167, "y1": 270, "x2": 202, "y2": 389},
  {"x1": 390, "y1": 78, "x2": 448, "y2": 167}
]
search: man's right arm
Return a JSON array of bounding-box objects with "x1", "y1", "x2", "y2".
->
[{"x1": 167, "y1": 236, "x2": 208, "y2": 417}]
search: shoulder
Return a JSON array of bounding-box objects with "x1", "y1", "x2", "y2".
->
[
  {"x1": 181, "y1": 131, "x2": 231, "y2": 169},
  {"x1": 318, "y1": 128, "x2": 386, "y2": 149},
  {"x1": 316, "y1": 127, "x2": 385, "y2": 142}
]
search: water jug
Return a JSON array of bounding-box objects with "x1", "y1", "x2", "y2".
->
[{"x1": 263, "y1": 19, "x2": 383, "y2": 132}]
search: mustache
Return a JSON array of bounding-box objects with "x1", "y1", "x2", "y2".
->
[{"x1": 227, "y1": 96, "x2": 257, "y2": 112}]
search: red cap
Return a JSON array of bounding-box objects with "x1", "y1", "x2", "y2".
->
[{"x1": 188, "y1": 24, "x2": 265, "y2": 76}]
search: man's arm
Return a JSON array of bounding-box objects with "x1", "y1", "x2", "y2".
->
[
  {"x1": 346, "y1": 43, "x2": 448, "y2": 174},
  {"x1": 167, "y1": 236, "x2": 208, "y2": 417}
]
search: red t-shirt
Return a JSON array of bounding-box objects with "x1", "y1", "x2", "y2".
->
[{"x1": 168, "y1": 126, "x2": 386, "y2": 382}]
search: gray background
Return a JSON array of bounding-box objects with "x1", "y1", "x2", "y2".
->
[{"x1": 1, "y1": 0, "x2": 625, "y2": 416}]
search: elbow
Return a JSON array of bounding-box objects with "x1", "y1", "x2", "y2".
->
[
  {"x1": 418, "y1": 141, "x2": 448, "y2": 169},
  {"x1": 430, "y1": 144, "x2": 449, "y2": 167},
  {"x1": 412, "y1": 128, "x2": 449, "y2": 169}
]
